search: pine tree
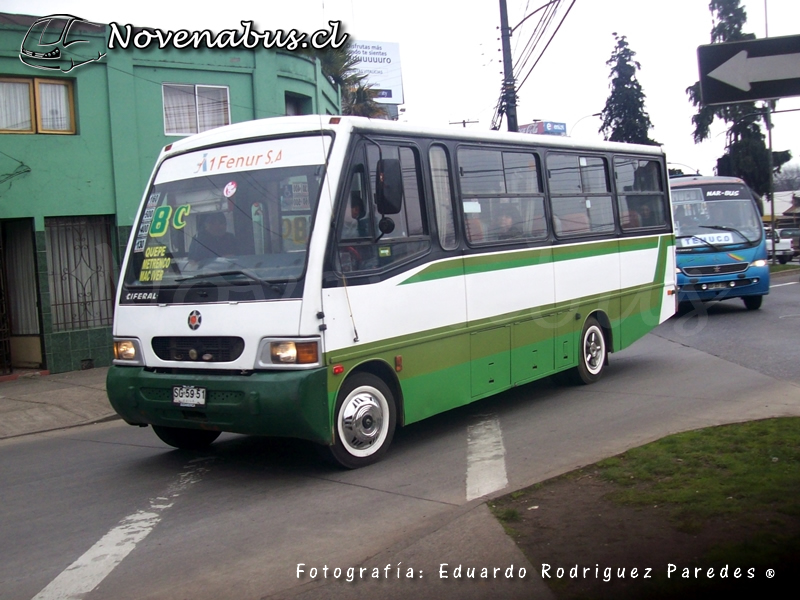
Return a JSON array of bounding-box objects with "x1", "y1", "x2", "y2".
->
[
  {"x1": 599, "y1": 33, "x2": 658, "y2": 145},
  {"x1": 686, "y1": 0, "x2": 790, "y2": 194}
]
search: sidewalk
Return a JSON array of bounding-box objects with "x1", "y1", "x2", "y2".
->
[{"x1": 0, "y1": 366, "x2": 116, "y2": 439}]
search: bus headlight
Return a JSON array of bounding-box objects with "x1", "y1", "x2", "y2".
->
[
  {"x1": 113, "y1": 338, "x2": 144, "y2": 365},
  {"x1": 255, "y1": 338, "x2": 321, "y2": 369},
  {"x1": 751, "y1": 259, "x2": 767, "y2": 267}
]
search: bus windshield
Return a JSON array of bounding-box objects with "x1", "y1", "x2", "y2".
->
[
  {"x1": 123, "y1": 136, "x2": 330, "y2": 292},
  {"x1": 672, "y1": 184, "x2": 762, "y2": 248}
]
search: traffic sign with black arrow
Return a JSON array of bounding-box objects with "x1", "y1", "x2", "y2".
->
[{"x1": 698, "y1": 34, "x2": 800, "y2": 105}]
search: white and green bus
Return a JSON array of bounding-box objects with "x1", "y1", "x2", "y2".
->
[{"x1": 107, "y1": 116, "x2": 676, "y2": 468}]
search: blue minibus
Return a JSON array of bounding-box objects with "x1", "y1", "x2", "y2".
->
[{"x1": 670, "y1": 175, "x2": 768, "y2": 310}]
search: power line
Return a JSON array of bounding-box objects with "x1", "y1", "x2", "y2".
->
[
  {"x1": 513, "y1": 1, "x2": 559, "y2": 79},
  {"x1": 516, "y1": 0, "x2": 576, "y2": 93}
]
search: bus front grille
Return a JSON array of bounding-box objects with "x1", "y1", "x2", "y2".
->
[
  {"x1": 682, "y1": 263, "x2": 748, "y2": 276},
  {"x1": 151, "y1": 337, "x2": 245, "y2": 362}
]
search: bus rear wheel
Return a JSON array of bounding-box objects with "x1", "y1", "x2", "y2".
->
[
  {"x1": 326, "y1": 373, "x2": 396, "y2": 469},
  {"x1": 152, "y1": 425, "x2": 220, "y2": 450},
  {"x1": 573, "y1": 317, "x2": 607, "y2": 385}
]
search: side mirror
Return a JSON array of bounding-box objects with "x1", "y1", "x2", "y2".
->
[
  {"x1": 376, "y1": 158, "x2": 403, "y2": 215},
  {"x1": 378, "y1": 217, "x2": 395, "y2": 235}
]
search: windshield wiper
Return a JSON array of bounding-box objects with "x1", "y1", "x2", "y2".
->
[
  {"x1": 675, "y1": 234, "x2": 722, "y2": 251},
  {"x1": 699, "y1": 225, "x2": 753, "y2": 244},
  {"x1": 175, "y1": 269, "x2": 289, "y2": 295},
  {"x1": 176, "y1": 269, "x2": 264, "y2": 284}
]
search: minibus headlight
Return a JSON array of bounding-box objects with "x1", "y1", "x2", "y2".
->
[
  {"x1": 113, "y1": 339, "x2": 144, "y2": 365},
  {"x1": 751, "y1": 259, "x2": 767, "y2": 267},
  {"x1": 256, "y1": 338, "x2": 320, "y2": 369}
]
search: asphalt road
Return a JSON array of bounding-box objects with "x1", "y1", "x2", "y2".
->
[
  {"x1": 654, "y1": 272, "x2": 800, "y2": 385},
  {"x1": 2, "y1": 274, "x2": 798, "y2": 600}
]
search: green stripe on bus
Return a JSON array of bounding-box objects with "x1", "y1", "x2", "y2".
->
[
  {"x1": 326, "y1": 279, "x2": 664, "y2": 366},
  {"x1": 324, "y1": 284, "x2": 666, "y2": 423},
  {"x1": 401, "y1": 235, "x2": 664, "y2": 285}
]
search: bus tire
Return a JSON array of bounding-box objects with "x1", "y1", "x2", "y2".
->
[
  {"x1": 574, "y1": 317, "x2": 607, "y2": 385},
  {"x1": 327, "y1": 372, "x2": 396, "y2": 469},
  {"x1": 152, "y1": 425, "x2": 220, "y2": 450},
  {"x1": 743, "y1": 295, "x2": 763, "y2": 310}
]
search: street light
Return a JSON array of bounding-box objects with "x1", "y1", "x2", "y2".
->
[{"x1": 570, "y1": 112, "x2": 601, "y2": 136}]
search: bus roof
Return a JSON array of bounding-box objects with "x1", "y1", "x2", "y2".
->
[
  {"x1": 669, "y1": 174, "x2": 747, "y2": 188},
  {"x1": 161, "y1": 115, "x2": 667, "y2": 158}
]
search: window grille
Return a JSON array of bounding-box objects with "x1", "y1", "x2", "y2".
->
[{"x1": 45, "y1": 216, "x2": 115, "y2": 331}]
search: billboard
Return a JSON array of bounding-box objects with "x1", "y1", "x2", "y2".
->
[
  {"x1": 351, "y1": 40, "x2": 404, "y2": 104},
  {"x1": 519, "y1": 121, "x2": 567, "y2": 136}
]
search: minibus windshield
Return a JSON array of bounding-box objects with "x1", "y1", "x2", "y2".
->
[
  {"x1": 123, "y1": 136, "x2": 330, "y2": 291},
  {"x1": 672, "y1": 185, "x2": 762, "y2": 248}
]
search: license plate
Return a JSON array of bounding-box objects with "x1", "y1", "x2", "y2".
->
[
  {"x1": 706, "y1": 282, "x2": 729, "y2": 290},
  {"x1": 172, "y1": 385, "x2": 206, "y2": 407}
]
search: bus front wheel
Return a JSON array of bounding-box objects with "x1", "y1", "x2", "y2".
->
[
  {"x1": 327, "y1": 373, "x2": 396, "y2": 469},
  {"x1": 152, "y1": 425, "x2": 221, "y2": 450},
  {"x1": 574, "y1": 317, "x2": 607, "y2": 385},
  {"x1": 743, "y1": 295, "x2": 763, "y2": 310}
]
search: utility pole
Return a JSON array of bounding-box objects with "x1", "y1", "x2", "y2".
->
[
  {"x1": 765, "y1": 101, "x2": 776, "y2": 264},
  {"x1": 499, "y1": 0, "x2": 518, "y2": 132}
]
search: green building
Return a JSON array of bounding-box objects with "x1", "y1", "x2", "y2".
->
[{"x1": 0, "y1": 12, "x2": 340, "y2": 375}]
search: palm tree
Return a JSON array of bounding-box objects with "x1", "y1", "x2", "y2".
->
[{"x1": 307, "y1": 40, "x2": 387, "y2": 118}]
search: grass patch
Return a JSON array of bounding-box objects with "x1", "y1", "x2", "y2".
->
[
  {"x1": 769, "y1": 263, "x2": 800, "y2": 273},
  {"x1": 596, "y1": 418, "x2": 800, "y2": 531},
  {"x1": 492, "y1": 506, "x2": 521, "y2": 522},
  {"x1": 491, "y1": 418, "x2": 800, "y2": 599}
]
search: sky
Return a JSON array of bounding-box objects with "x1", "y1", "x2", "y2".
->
[{"x1": 5, "y1": 0, "x2": 800, "y2": 178}]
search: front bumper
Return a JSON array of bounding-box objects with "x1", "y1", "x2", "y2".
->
[
  {"x1": 676, "y1": 271, "x2": 769, "y2": 303},
  {"x1": 106, "y1": 365, "x2": 332, "y2": 445}
]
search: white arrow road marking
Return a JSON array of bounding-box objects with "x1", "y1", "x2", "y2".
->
[
  {"x1": 466, "y1": 417, "x2": 508, "y2": 501},
  {"x1": 32, "y1": 457, "x2": 213, "y2": 600},
  {"x1": 709, "y1": 50, "x2": 800, "y2": 91}
]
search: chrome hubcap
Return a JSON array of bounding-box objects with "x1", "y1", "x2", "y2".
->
[
  {"x1": 584, "y1": 327, "x2": 604, "y2": 374},
  {"x1": 340, "y1": 391, "x2": 384, "y2": 451}
]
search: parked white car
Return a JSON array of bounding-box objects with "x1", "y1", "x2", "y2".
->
[
  {"x1": 776, "y1": 228, "x2": 800, "y2": 260},
  {"x1": 767, "y1": 229, "x2": 794, "y2": 264}
]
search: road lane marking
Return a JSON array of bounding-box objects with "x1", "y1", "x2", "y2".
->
[
  {"x1": 32, "y1": 457, "x2": 213, "y2": 600},
  {"x1": 466, "y1": 417, "x2": 508, "y2": 501},
  {"x1": 771, "y1": 281, "x2": 798, "y2": 288}
]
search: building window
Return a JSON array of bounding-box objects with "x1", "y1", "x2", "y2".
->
[
  {"x1": 45, "y1": 216, "x2": 116, "y2": 331},
  {"x1": 0, "y1": 77, "x2": 75, "y2": 134},
  {"x1": 162, "y1": 84, "x2": 230, "y2": 135},
  {"x1": 285, "y1": 93, "x2": 311, "y2": 116}
]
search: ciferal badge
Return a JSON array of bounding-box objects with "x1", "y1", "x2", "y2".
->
[{"x1": 188, "y1": 310, "x2": 202, "y2": 330}]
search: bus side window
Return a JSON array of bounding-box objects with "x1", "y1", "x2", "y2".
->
[
  {"x1": 430, "y1": 145, "x2": 458, "y2": 251},
  {"x1": 338, "y1": 166, "x2": 377, "y2": 272},
  {"x1": 341, "y1": 168, "x2": 370, "y2": 240},
  {"x1": 338, "y1": 144, "x2": 430, "y2": 274}
]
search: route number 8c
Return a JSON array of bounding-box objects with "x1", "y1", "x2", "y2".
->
[
  {"x1": 282, "y1": 216, "x2": 308, "y2": 243},
  {"x1": 149, "y1": 205, "x2": 191, "y2": 237}
]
